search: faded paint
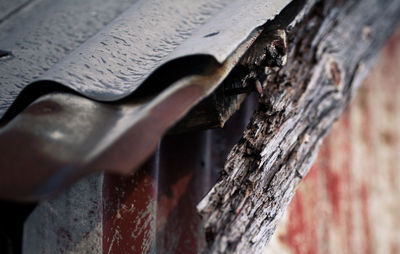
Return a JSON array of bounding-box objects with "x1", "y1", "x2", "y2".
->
[
  {"x1": 103, "y1": 153, "x2": 159, "y2": 254},
  {"x1": 266, "y1": 26, "x2": 400, "y2": 254}
]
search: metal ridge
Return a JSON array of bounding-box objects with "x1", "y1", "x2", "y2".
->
[
  {"x1": 0, "y1": 0, "x2": 292, "y2": 119},
  {"x1": 0, "y1": 30, "x2": 255, "y2": 200},
  {"x1": 0, "y1": 0, "x2": 301, "y2": 200},
  {"x1": 0, "y1": 0, "x2": 138, "y2": 116}
]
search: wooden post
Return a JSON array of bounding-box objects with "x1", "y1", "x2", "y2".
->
[{"x1": 197, "y1": 0, "x2": 400, "y2": 253}]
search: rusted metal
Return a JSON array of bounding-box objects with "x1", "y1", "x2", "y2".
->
[
  {"x1": 103, "y1": 154, "x2": 159, "y2": 254},
  {"x1": 21, "y1": 94, "x2": 257, "y2": 253}
]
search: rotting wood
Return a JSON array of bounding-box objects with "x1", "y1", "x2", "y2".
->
[
  {"x1": 171, "y1": 0, "x2": 305, "y2": 133},
  {"x1": 197, "y1": 0, "x2": 400, "y2": 253}
]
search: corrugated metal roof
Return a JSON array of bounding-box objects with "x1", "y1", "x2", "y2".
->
[
  {"x1": 0, "y1": 0, "x2": 291, "y2": 117},
  {"x1": 0, "y1": 0, "x2": 297, "y2": 200},
  {"x1": 0, "y1": 0, "x2": 137, "y2": 115}
]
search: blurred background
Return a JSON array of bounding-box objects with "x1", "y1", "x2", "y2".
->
[{"x1": 266, "y1": 26, "x2": 400, "y2": 254}]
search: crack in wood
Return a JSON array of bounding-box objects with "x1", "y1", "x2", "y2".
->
[{"x1": 197, "y1": 0, "x2": 400, "y2": 253}]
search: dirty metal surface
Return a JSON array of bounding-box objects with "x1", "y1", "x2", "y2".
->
[
  {"x1": 23, "y1": 173, "x2": 104, "y2": 254},
  {"x1": 0, "y1": 0, "x2": 307, "y2": 200},
  {"x1": 0, "y1": 0, "x2": 291, "y2": 118},
  {"x1": 0, "y1": 0, "x2": 290, "y2": 118},
  {"x1": 0, "y1": 0, "x2": 30, "y2": 22},
  {"x1": 103, "y1": 100, "x2": 257, "y2": 254},
  {"x1": 266, "y1": 26, "x2": 400, "y2": 254},
  {"x1": 0, "y1": 0, "x2": 138, "y2": 116},
  {"x1": 0, "y1": 25, "x2": 261, "y2": 199},
  {"x1": 0, "y1": 0, "x2": 301, "y2": 200},
  {"x1": 22, "y1": 94, "x2": 257, "y2": 254}
]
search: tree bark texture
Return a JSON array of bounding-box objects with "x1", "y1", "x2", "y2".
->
[{"x1": 197, "y1": 0, "x2": 400, "y2": 253}]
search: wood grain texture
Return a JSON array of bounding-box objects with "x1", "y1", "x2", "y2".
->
[{"x1": 197, "y1": 0, "x2": 400, "y2": 253}]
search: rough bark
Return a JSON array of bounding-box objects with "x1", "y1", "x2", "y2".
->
[{"x1": 197, "y1": 0, "x2": 400, "y2": 253}]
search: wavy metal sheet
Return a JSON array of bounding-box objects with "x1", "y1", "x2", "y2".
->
[
  {"x1": 0, "y1": 0, "x2": 138, "y2": 115},
  {"x1": 0, "y1": 0, "x2": 291, "y2": 118},
  {"x1": 0, "y1": 0, "x2": 298, "y2": 200},
  {"x1": 0, "y1": 31, "x2": 254, "y2": 200}
]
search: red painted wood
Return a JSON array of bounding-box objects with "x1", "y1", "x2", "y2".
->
[{"x1": 267, "y1": 27, "x2": 400, "y2": 254}]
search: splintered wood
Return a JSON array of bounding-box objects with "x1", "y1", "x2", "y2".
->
[{"x1": 197, "y1": 0, "x2": 400, "y2": 253}]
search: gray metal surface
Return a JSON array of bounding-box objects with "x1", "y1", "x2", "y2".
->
[
  {"x1": 0, "y1": 0, "x2": 30, "y2": 22},
  {"x1": 0, "y1": 0, "x2": 138, "y2": 116},
  {"x1": 23, "y1": 173, "x2": 104, "y2": 254},
  {"x1": 0, "y1": 0, "x2": 291, "y2": 118},
  {"x1": 0, "y1": 0, "x2": 301, "y2": 200},
  {"x1": 0, "y1": 28, "x2": 257, "y2": 199}
]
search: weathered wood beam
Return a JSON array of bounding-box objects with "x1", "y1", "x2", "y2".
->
[
  {"x1": 171, "y1": 0, "x2": 306, "y2": 133},
  {"x1": 197, "y1": 0, "x2": 400, "y2": 253}
]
